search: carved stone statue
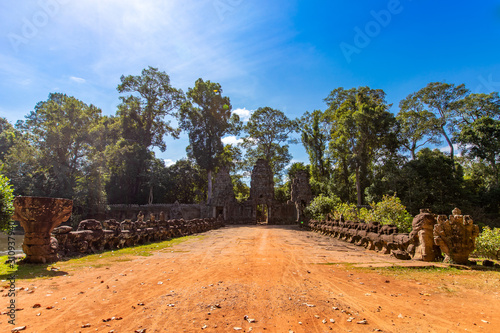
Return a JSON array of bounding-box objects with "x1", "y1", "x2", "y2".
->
[
  {"x1": 433, "y1": 208, "x2": 479, "y2": 264},
  {"x1": 410, "y1": 209, "x2": 437, "y2": 261},
  {"x1": 13, "y1": 196, "x2": 73, "y2": 263}
]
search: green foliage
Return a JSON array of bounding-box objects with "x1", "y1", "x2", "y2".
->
[
  {"x1": 401, "y1": 82, "x2": 469, "y2": 160},
  {"x1": 179, "y1": 78, "x2": 240, "y2": 201},
  {"x1": 0, "y1": 173, "x2": 14, "y2": 232},
  {"x1": 117, "y1": 66, "x2": 182, "y2": 150},
  {"x1": 232, "y1": 175, "x2": 250, "y2": 202},
  {"x1": 0, "y1": 118, "x2": 17, "y2": 162},
  {"x1": 8, "y1": 93, "x2": 102, "y2": 199},
  {"x1": 396, "y1": 105, "x2": 441, "y2": 160},
  {"x1": 325, "y1": 86, "x2": 398, "y2": 205},
  {"x1": 300, "y1": 110, "x2": 330, "y2": 184},
  {"x1": 305, "y1": 194, "x2": 341, "y2": 220},
  {"x1": 241, "y1": 106, "x2": 297, "y2": 178},
  {"x1": 163, "y1": 159, "x2": 207, "y2": 204},
  {"x1": 366, "y1": 194, "x2": 413, "y2": 232},
  {"x1": 333, "y1": 202, "x2": 358, "y2": 221},
  {"x1": 455, "y1": 116, "x2": 500, "y2": 187},
  {"x1": 323, "y1": 195, "x2": 412, "y2": 232},
  {"x1": 397, "y1": 148, "x2": 465, "y2": 215},
  {"x1": 474, "y1": 227, "x2": 500, "y2": 260},
  {"x1": 107, "y1": 67, "x2": 183, "y2": 204}
]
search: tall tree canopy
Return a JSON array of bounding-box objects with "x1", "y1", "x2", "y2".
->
[
  {"x1": 12, "y1": 93, "x2": 102, "y2": 198},
  {"x1": 0, "y1": 118, "x2": 17, "y2": 163},
  {"x1": 400, "y1": 82, "x2": 469, "y2": 163},
  {"x1": 179, "y1": 78, "x2": 240, "y2": 202},
  {"x1": 106, "y1": 67, "x2": 183, "y2": 204},
  {"x1": 454, "y1": 92, "x2": 500, "y2": 187},
  {"x1": 116, "y1": 66, "x2": 183, "y2": 150},
  {"x1": 325, "y1": 87, "x2": 397, "y2": 206},
  {"x1": 300, "y1": 110, "x2": 330, "y2": 185},
  {"x1": 241, "y1": 106, "x2": 297, "y2": 178},
  {"x1": 397, "y1": 101, "x2": 441, "y2": 160}
]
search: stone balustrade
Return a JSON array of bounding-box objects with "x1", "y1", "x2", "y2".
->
[
  {"x1": 52, "y1": 217, "x2": 224, "y2": 258},
  {"x1": 306, "y1": 208, "x2": 480, "y2": 263}
]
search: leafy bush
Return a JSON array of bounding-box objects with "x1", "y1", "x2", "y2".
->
[
  {"x1": 474, "y1": 226, "x2": 500, "y2": 260},
  {"x1": 0, "y1": 173, "x2": 15, "y2": 232},
  {"x1": 369, "y1": 194, "x2": 413, "y2": 232},
  {"x1": 328, "y1": 195, "x2": 413, "y2": 232},
  {"x1": 305, "y1": 194, "x2": 340, "y2": 220},
  {"x1": 333, "y1": 202, "x2": 358, "y2": 221}
]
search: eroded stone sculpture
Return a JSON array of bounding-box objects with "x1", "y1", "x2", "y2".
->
[
  {"x1": 433, "y1": 208, "x2": 480, "y2": 264},
  {"x1": 13, "y1": 196, "x2": 73, "y2": 263},
  {"x1": 410, "y1": 209, "x2": 437, "y2": 261}
]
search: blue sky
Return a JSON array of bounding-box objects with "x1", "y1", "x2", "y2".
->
[{"x1": 1, "y1": 0, "x2": 500, "y2": 172}]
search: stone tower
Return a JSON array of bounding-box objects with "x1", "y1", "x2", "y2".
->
[{"x1": 249, "y1": 159, "x2": 274, "y2": 205}]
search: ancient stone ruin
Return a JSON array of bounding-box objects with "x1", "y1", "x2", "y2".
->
[
  {"x1": 434, "y1": 208, "x2": 480, "y2": 264},
  {"x1": 307, "y1": 208, "x2": 480, "y2": 264},
  {"x1": 290, "y1": 170, "x2": 313, "y2": 223},
  {"x1": 12, "y1": 196, "x2": 73, "y2": 263},
  {"x1": 52, "y1": 215, "x2": 224, "y2": 257},
  {"x1": 207, "y1": 159, "x2": 297, "y2": 225}
]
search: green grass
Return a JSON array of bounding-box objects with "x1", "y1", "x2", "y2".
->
[{"x1": 0, "y1": 235, "x2": 203, "y2": 281}]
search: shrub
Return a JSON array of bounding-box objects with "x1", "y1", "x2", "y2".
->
[
  {"x1": 333, "y1": 202, "x2": 358, "y2": 221},
  {"x1": 0, "y1": 173, "x2": 15, "y2": 232},
  {"x1": 474, "y1": 226, "x2": 500, "y2": 260},
  {"x1": 305, "y1": 194, "x2": 340, "y2": 220},
  {"x1": 369, "y1": 194, "x2": 413, "y2": 232}
]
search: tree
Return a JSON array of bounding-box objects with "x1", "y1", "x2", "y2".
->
[
  {"x1": 0, "y1": 173, "x2": 14, "y2": 232},
  {"x1": 401, "y1": 82, "x2": 469, "y2": 163},
  {"x1": 13, "y1": 93, "x2": 102, "y2": 198},
  {"x1": 107, "y1": 67, "x2": 183, "y2": 204},
  {"x1": 300, "y1": 110, "x2": 330, "y2": 184},
  {"x1": 396, "y1": 103, "x2": 441, "y2": 160},
  {"x1": 397, "y1": 148, "x2": 465, "y2": 214},
  {"x1": 117, "y1": 66, "x2": 183, "y2": 150},
  {"x1": 0, "y1": 118, "x2": 17, "y2": 163},
  {"x1": 325, "y1": 87, "x2": 397, "y2": 206},
  {"x1": 456, "y1": 117, "x2": 500, "y2": 186},
  {"x1": 241, "y1": 107, "x2": 297, "y2": 178},
  {"x1": 163, "y1": 159, "x2": 207, "y2": 204},
  {"x1": 179, "y1": 78, "x2": 240, "y2": 203}
]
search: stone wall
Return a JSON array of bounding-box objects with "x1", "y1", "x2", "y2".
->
[
  {"x1": 103, "y1": 203, "x2": 211, "y2": 221},
  {"x1": 306, "y1": 208, "x2": 480, "y2": 264},
  {"x1": 52, "y1": 216, "x2": 224, "y2": 258}
]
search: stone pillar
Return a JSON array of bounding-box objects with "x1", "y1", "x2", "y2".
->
[
  {"x1": 410, "y1": 209, "x2": 437, "y2": 261},
  {"x1": 13, "y1": 196, "x2": 73, "y2": 264},
  {"x1": 433, "y1": 208, "x2": 479, "y2": 265}
]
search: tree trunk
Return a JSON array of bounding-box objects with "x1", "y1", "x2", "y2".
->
[
  {"x1": 441, "y1": 126, "x2": 454, "y2": 164},
  {"x1": 356, "y1": 166, "x2": 362, "y2": 206},
  {"x1": 207, "y1": 169, "x2": 213, "y2": 203}
]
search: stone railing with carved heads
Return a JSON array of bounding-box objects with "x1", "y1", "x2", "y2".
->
[
  {"x1": 13, "y1": 196, "x2": 73, "y2": 264},
  {"x1": 307, "y1": 208, "x2": 480, "y2": 264}
]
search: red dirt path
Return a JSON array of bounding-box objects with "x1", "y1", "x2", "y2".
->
[{"x1": 1, "y1": 225, "x2": 499, "y2": 332}]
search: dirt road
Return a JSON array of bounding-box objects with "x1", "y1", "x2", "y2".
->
[{"x1": 1, "y1": 225, "x2": 499, "y2": 332}]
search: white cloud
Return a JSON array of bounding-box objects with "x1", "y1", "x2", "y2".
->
[
  {"x1": 438, "y1": 144, "x2": 461, "y2": 156},
  {"x1": 233, "y1": 108, "x2": 252, "y2": 122},
  {"x1": 70, "y1": 76, "x2": 86, "y2": 83},
  {"x1": 164, "y1": 159, "x2": 176, "y2": 167},
  {"x1": 222, "y1": 136, "x2": 243, "y2": 145}
]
